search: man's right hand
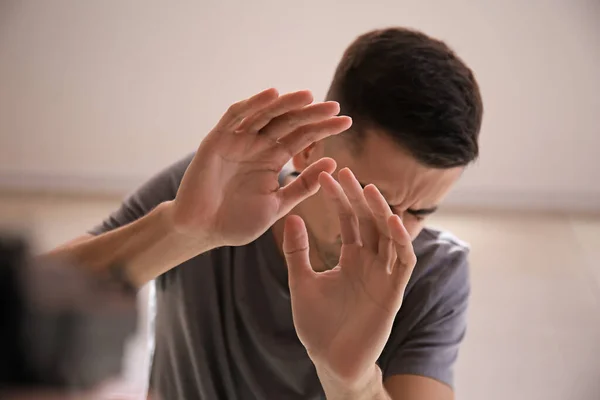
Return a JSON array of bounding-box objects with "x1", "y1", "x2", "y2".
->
[
  {"x1": 169, "y1": 88, "x2": 352, "y2": 248},
  {"x1": 44, "y1": 88, "x2": 351, "y2": 288}
]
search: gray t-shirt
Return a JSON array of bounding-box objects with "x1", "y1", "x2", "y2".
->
[{"x1": 91, "y1": 154, "x2": 470, "y2": 400}]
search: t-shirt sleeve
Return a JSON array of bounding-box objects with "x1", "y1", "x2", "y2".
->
[
  {"x1": 89, "y1": 153, "x2": 194, "y2": 235},
  {"x1": 381, "y1": 250, "x2": 470, "y2": 388}
]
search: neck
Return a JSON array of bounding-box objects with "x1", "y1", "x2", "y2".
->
[{"x1": 273, "y1": 172, "x2": 330, "y2": 272}]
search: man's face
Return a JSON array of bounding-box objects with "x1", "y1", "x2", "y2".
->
[{"x1": 292, "y1": 131, "x2": 463, "y2": 271}]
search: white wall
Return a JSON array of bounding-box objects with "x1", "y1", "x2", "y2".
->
[{"x1": 1, "y1": 0, "x2": 599, "y2": 211}]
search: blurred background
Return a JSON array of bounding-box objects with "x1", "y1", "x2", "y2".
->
[{"x1": 0, "y1": 0, "x2": 599, "y2": 399}]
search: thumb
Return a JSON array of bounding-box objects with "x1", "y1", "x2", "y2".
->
[
  {"x1": 276, "y1": 157, "x2": 336, "y2": 216},
  {"x1": 283, "y1": 215, "x2": 314, "y2": 286}
]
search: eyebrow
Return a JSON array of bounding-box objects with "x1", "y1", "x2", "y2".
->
[{"x1": 359, "y1": 181, "x2": 438, "y2": 216}]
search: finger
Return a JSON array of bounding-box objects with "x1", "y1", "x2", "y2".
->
[
  {"x1": 277, "y1": 157, "x2": 337, "y2": 215},
  {"x1": 338, "y1": 168, "x2": 379, "y2": 252},
  {"x1": 388, "y1": 215, "x2": 417, "y2": 288},
  {"x1": 259, "y1": 101, "x2": 340, "y2": 139},
  {"x1": 236, "y1": 90, "x2": 314, "y2": 134},
  {"x1": 364, "y1": 184, "x2": 396, "y2": 269},
  {"x1": 273, "y1": 116, "x2": 352, "y2": 166},
  {"x1": 318, "y1": 172, "x2": 361, "y2": 245},
  {"x1": 283, "y1": 215, "x2": 315, "y2": 288},
  {"x1": 217, "y1": 88, "x2": 279, "y2": 131}
]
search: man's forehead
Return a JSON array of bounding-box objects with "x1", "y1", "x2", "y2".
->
[
  {"x1": 329, "y1": 134, "x2": 463, "y2": 207},
  {"x1": 352, "y1": 165, "x2": 462, "y2": 211}
]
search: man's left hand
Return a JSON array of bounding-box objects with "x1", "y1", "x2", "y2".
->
[{"x1": 283, "y1": 167, "x2": 417, "y2": 392}]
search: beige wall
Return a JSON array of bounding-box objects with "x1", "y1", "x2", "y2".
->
[{"x1": 1, "y1": 0, "x2": 599, "y2": 211}]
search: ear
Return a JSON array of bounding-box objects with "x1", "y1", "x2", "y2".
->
[{"x1": 292, "y1": 141, "x2": 324, "y2": 172}]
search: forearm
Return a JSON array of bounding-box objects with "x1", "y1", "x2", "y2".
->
[
  {"x1": 43, "y1": 201, "x2": 215, "y2": 288},
  {"x1": 316, "y1": 364, "x2": 391, "y2": 400}
]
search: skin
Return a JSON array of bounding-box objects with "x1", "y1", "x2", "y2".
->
[
  {"x1": 273, "y1": 131, "x2": 463, "y2": 272},
  {"x1": 45, "y1": 89, "x2": 351, "y2": 287},
  {"x1": 46, "y1": 89, "x2": 464, "y2": 400},
  {"x1": 273, "y1": 131, "x2": 463, "y2": 399}
]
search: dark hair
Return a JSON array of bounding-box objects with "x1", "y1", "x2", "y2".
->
[{"x1": 326, "y1": 27, "x2": 483, "y2": 168}]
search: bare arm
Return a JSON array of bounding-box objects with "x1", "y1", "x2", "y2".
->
[
  {"x1": 316, "y1": 365, "x2": 391, "y2": 400},
  {"x1": 43, "y1": 201, "x2": 212, "y2": 288},
  {"x1": 42, "y1": 88, "x2": 351, "y2": 289},
  {"x1": 319, "y1": 366, "x2": 454, "y2": 400},
  {"x1": 316, "y1": 367, "x2": 454, "y2": 400},
  {"x1": 384, "y1": 375, "x2": 454, "y2": 400}
]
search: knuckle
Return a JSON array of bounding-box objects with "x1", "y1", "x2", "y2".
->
[
  {"x1": 284, "y1": 144, "x2": 296, "y2": 159},
  {"x1": 339, "y1": 211, "x2": 355, "y2": 220},
  {"x1": 298, "y1": 174, "x2": 311, "y2": 193},
  {"x1": 254, "y1": 113, "x2": 277, "y2": 131},
  {"x1": 226, "y1": 103, "x2": 243, "y2": 119},
  {"x1": 407, "y1": 253, "x2": 417, "y2": 266},
  {"x1": 292, "y1": 123, "x2": 309, "y2": 136},
  {"x1": 284, "y1": 113, "x2": 300, "y2": 129},
  {"x1": 298, "y1": 128, "x2": 320, "y2": 147},
  {"x1": 264, "y1": 114, "x2": 290, "y2": 135}
]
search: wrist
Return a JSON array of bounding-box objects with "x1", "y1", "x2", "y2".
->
[
  {"x1": 121, "y1": 201, "x2": 218, "y2": 286},
  {"x1": 315, "y1": 363, "x2": 386, "y2": 400},
  {"x1": 159, "y1": 200, "x2": 219, "y2": 251}
]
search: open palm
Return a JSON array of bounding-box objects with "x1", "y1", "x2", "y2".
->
[
  {"x1": 171, "y1": 88, "x2": 352, "y2": 247},
  {"x1": 283, "y1": 168, "x2": 417, "y2": 384}
]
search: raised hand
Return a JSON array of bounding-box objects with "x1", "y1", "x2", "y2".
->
[
  {"x1": 283, "y1": 168, "x2": 417, "y2": 387},
  {"x1": 171, "y1": 88, "x2": 352, "y2": 247}
]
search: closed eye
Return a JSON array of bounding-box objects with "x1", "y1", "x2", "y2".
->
[
  {"x1": 394, "y1": 206, "x2": 436, "y2": 222},
  {"x1": 358, "y1": 181, "x2": 437, "y2": 220}
]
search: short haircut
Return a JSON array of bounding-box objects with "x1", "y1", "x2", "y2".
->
[{"x1": 326, "y1": 27, "x2": 483, "y2": 168}]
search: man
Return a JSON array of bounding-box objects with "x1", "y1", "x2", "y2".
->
[{"x1": 47, "y1": 27, "x2": 483, "y2": 399}]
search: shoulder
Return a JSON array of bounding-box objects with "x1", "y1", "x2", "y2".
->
[
  {"x1": 414, "y1": 226, "x2": 470, "y2": 259},
  {"x1": 89, "y1": 153, "x2": 195, "y2": 235},
  {"x1": 135, "y1": 152, "x2": 194, "y2": 199},
  {"x1": 408, "y1": 226, "x2": 471, "y2": 306},
  {"x1": 124, "y1": 152, "x2": 195, "y2": 213},
  {"x1": 379, "y1": 227, "x2": 471, "y2": 384},
  {"x1": 414, "y1": 226, "x2": 470, "y2": 273},
  {"x1": 385, "y1": 226, "x2": 471, "y2": 349}
]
